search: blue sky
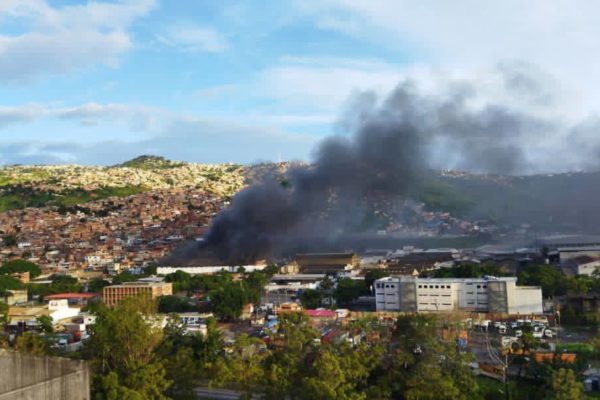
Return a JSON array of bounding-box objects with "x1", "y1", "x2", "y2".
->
[{"x1": 3, "y1": 0, "x2": 600, "y2": 166}]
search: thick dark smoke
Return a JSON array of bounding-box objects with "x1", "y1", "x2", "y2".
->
[{"x1": 169, "y1": 70, "x2": 600, "y2": 263}]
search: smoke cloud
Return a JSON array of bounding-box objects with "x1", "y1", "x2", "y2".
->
[{"x1": 174, "y1": 67, "x2": 600, "y2": 263}]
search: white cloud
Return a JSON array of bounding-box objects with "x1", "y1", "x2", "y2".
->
[
  {"x1": 0, "y1": 104, "x2": 47, "y2": 128},
  {"x1": 158, "y1": 25, "x2": 228, "y2": 53},
  {"x1": 256, "y1": 57, "x2": 406, "y2": 112},
  {"x1": 0, "y1": 0, "x2": 156, "y2": 82},
  {"x1": 296, "y1": 0, "x2": 600, "y2": 115}
]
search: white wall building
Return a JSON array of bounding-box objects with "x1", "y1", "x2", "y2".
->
[
  {"x1": 375, "y1": 276, "x2": 542, "y2": 314},
  {"x1": 157, "y1": 265, "x2": 266, "y2": 275}
]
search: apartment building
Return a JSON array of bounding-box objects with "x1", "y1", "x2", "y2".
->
[
  {"x1": 103, "y1": 281, "x2": 173, "y2": 306},
  {"x1": 375, "y1": 276, "x2": 542, "y2": 314}
]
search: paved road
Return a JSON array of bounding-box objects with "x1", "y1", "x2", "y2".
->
[{"x1": 195, "y1": 387, "x2": 241, "y2": 399}]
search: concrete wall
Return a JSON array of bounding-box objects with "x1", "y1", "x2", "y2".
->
[
  {"x1": 0, "y1": 350, "x2": 90, "y2": 400},
  {"x1": 488, "y1": 281, "x2": 509, "y2": 313},
  {"x1": 510, "y1": 287, "x2": 543, "y2": 314}
]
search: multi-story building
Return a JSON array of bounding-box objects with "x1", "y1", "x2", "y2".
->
[
  {"x1": 102, "y1": 281, "x2": 172, "y2": 306},
  {"x1": 375, "y1": 276, "x2": 542, "y2": 314}
]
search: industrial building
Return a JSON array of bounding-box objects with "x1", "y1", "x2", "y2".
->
[
  {"x1": 375, "y1": 276, "x2": 542, "y2": 314},
  {"x1": 102, "y1": 281, "x2": 172, "y2": 306},
  {"x1": 294, "y1": 253, "x2": 358, "y2": 274}
]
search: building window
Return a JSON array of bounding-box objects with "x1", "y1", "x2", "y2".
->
[
  {"x1": 477, "y1": 285, "x2": 481, "y2": 289},
  {"x1": 483, "y1": 285, "x2": 487, "y2": 289},
  {"x1": 418, "y1": 285, "x2": 422, "y2": 288},
  {"x1": 435, "y1": 285, "x2": 439, "y2": 289}
]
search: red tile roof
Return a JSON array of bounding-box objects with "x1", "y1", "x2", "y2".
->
[
  {"x1": 44, "y1": 293, "x2": 100, "y2": 300},
  {"x1": 305, "y1": 309, "x2": 337, "y2": 318}
]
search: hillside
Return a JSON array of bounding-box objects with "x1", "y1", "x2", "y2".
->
[
  {"x1": 0, "y1": 158, "x2": 246, "y2": 212},
  {"x1": 1, "y1": 156, "x2": 600, "y2": 234}
]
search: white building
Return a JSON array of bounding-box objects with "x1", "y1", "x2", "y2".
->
[
  {"x1": 375, "y1": 276, "x2": 542, "y2": 314},
  {"x1": 157, "y1": 265, "x2": 266, "y2": 275}
]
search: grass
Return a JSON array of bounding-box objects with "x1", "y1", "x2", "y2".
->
[{"x1": 556, "y1": 343, "x2": 596, "y2": 354}]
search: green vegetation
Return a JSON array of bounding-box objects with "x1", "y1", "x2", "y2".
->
[
  {"x1": 164, "y1": 270, "x2": 268, "y2": 320},
  {"x1": 27, "y1": 275, "x2": 81, "y2": 299},
  {"x1": 431, "y1": 262, "x2": 508, "y2": 279},
  {"x1": 87, "y1": 278, "x2": 110, "y2": 294},
  {"x1": 416, "y1": 180, "x2": 475, "y2": 216},
  {"x1": 0, "y1": 274, "x2": 25, "y2": 296},
  {"x1": 0, "y1": 184, "x2": 148, "y2": 212},
  {"x1": 86, "y1": 297, "x2": 171, "y2": 399},
  {"x1": 158, "y1": 295, "x2": 195, "y2": 314},
  {"x1": 117, "y1": 155, "x2": 185, "y2": 170},
  {"x1": 549, "y1": 368, "x2": 585, "y2": 400},
  {"x1": 333, "y1": 277, "x2": 369, "y2": 306},
  {"x1": 0, "y1": 259, "x2": 42, "y2": 278}
]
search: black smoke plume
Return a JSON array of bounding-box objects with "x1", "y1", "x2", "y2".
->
[{"x1": 170, "y1": 69, "x2": 600, "y2": 263}]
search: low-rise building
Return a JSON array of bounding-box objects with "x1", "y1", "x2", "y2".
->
[
  {"x1": 295, "y1": 253, "x2": 358, "y2": 274},
  {"x1": 102, "y1": 281, "x2": 173, "y2": 306},
  {"x1": 562, "y1": 256, "x2": 600, "y2": 276},
  {"x1": 1, "y1": 289, "x2": 27, "y2": 306},
  {"x1": 374, "y1": 276, "x2": 542, "y2": 314}
]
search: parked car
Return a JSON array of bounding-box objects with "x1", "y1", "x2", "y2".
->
[
  {"x1": 515, "y1": 330, "x2": 523, "y2": 338},
  {"x1": 544, "y1": 329, "x2": 554, "y2": 338}
]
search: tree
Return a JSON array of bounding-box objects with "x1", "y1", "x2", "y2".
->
[
  {"x1": 245, "y1": 271, "x2": 268, "y2": 304},
  {"x1": 165, "y1": 270, "x2": 192, "y2": 293},
  {"x1": 333, "y1": 278, "x2": 368, "y2": 306},
  {"x1": 383, "y1": 314, "x2": 479, "y2": 400},
  {"x1": 87, "y1": 278, "x2": 110, "y2": 294},
  {"x1": 158, "y1": 295, "x2": 194, "y2": 313},
  {"x1": 37, "y1": 315, "x2": 54, "y2": 334},
  {"x1": 210, "y1": 333, "x2": 268, "y2": 399},
  {"x1": 261, "y1": 312, "x2": 320, "y2": 399},
  {"x1": 15, "y1": 332, "x2": 50, "y2": 356},
  {"x1": 0, "y1": 259, "x2": 42, "y2": 278},
  {"x1": 518, "y1": 265, "x2": 566, "y2": 297},
  {"x1": 300, "y1": 289, "x2": 322, "y2": 309},
  {"x1": 0, "y1": 274, "x2": 25, "y2": 297},
  {"x1": 209, "y1": 281, "x2": 250, "y2": 320},
  {"x1": 263, "y1": 264, "x2": 280, "y2": 277},
  {"x1": 111, "y1": 271, "x2": 137, "y2": 285},
  {"x1": 85, "y1": 297, "x2": 171, "y2": 399},
  {"x1": 548, "y1": 368, "x2": 584, "y2": 400},
  {"x1": 364, "y1": 270, "x2": 389, "y2": 295},
  {"x1": 300, "y1": 342, "x2": 383, "y2": 400}
]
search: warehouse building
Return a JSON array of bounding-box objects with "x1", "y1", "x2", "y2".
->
[{"x1": 375, "y1": 276, "x2": 542, "y2": 314}]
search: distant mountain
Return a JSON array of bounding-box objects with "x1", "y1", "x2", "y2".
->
[{"x1": 115, "y1": 155, "x2": 186, "y2": 170}]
